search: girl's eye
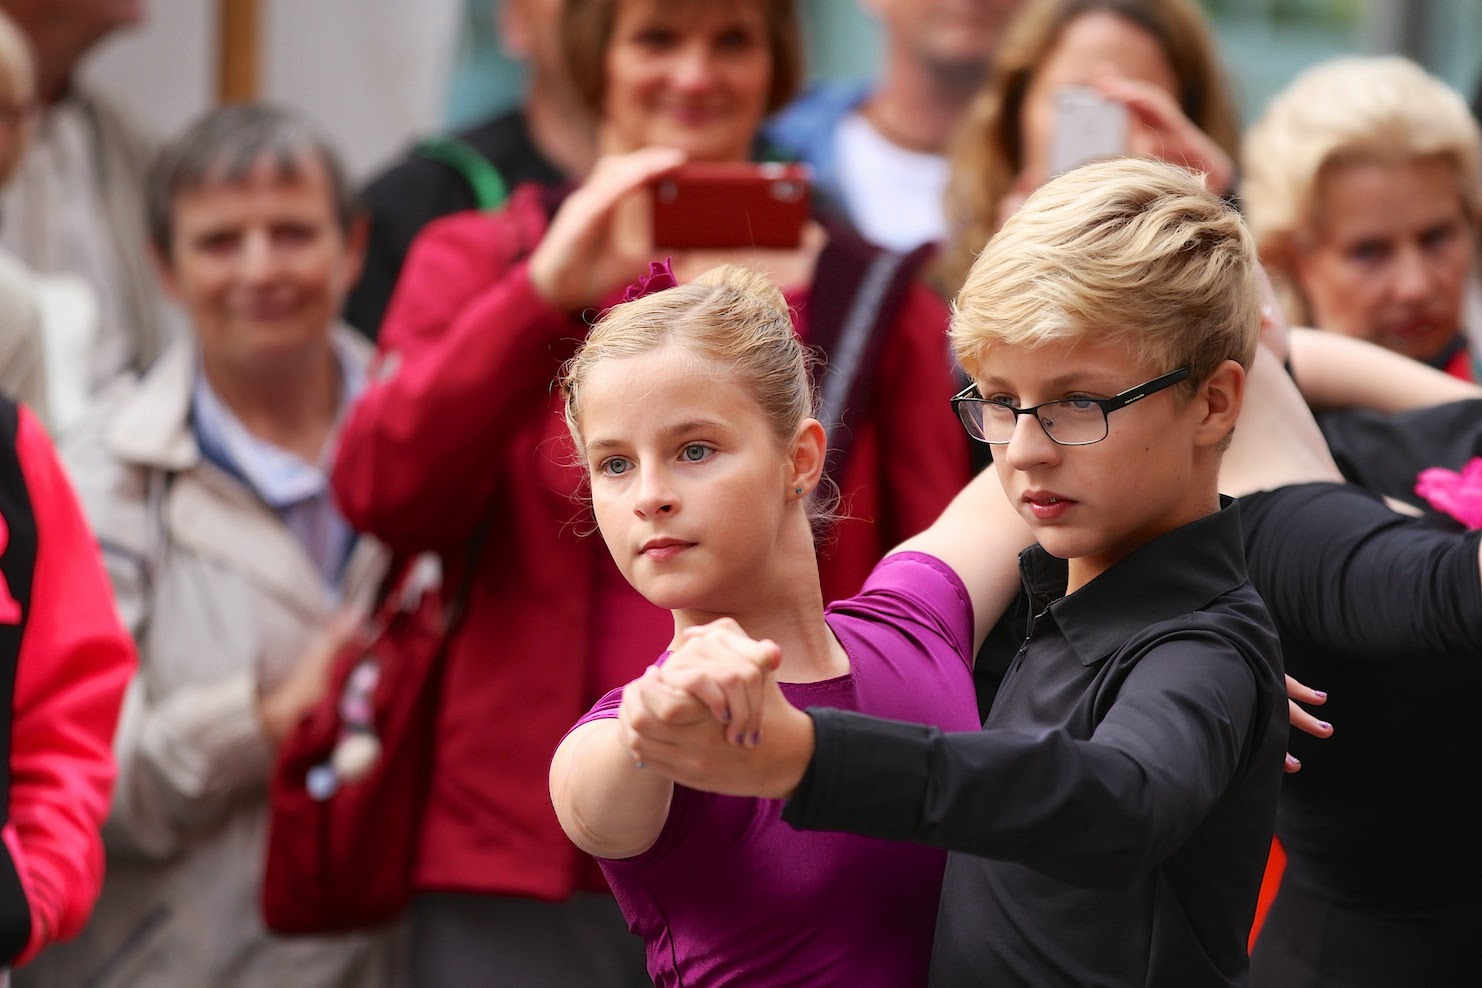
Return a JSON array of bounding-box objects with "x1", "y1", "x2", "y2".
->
[
  {"x1": 681, "y1": 443, "x2": 713, "y2": 463},
  {"x1": 599, "y1": 457, "x2": 633, "y2": 477},
  {"x1": 986, "y1": 395, "x2": 1017, "y2": 408},
  {"x1": 1065, "y1": 396, "x2": 1097, "y2": 410}
]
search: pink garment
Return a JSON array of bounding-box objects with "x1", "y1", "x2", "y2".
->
[{"x1": 1415, "y1": 457, "x2": 1482, "y2": 529}]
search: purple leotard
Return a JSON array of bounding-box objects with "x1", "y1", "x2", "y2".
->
[{"x1": 570, "y1": 552, "x2": 981, "y2": 987}]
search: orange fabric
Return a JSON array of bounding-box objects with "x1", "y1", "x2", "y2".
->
[{"x1": 1249, "y1": 838, "x2": 1286, "y2": 950}]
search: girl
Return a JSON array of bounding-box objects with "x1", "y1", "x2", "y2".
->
[{"x1": 549, "y1": 261, "x2": 1029, "y2": 986}]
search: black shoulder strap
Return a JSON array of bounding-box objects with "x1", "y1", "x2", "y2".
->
[
  {"x1": 808, "y1": 224, "x2": 939, "y2": 481},
  {"x1": 0, "y1": 399, "x2": 35, "y2": 817},
  {"x1": 0, "y1": 399, "x2": 38, "y2": 962},
  {"x1": 415, "y1": 136, "x2": 510, "y2": 212}
]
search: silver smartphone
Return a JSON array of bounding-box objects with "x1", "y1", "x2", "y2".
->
[{"x1": 1048, "y1": 85, "x2": 1129, "y2": 176}]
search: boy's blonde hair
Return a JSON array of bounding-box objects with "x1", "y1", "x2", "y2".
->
[
  {"x1": 1241, "y1": 56, "x2": 1482, "y2": 327},
  {"x1": 562, "y1": 264, "x2": 813, "y2": 450},
  {"x1": 951, "y1": 157, "x2": 1260, "y2": 391}
]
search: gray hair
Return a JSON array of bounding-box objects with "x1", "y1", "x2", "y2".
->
[{"x1": 147, "y1": 102, "x2": 358, "y2": 254}]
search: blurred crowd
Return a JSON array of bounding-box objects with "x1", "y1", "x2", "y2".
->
[{"x1": 2, "y1": 1, "x2": 1481, "y2": 986}]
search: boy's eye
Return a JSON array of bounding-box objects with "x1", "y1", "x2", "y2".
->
[
  {"x1": 680, "y1": 443, "x2": 712, "y2": 463},
  {"x1": 599, "y1": 456, "x2": 633, "y2": 477},
  {"x1": 1064, "y1": 396, "x2": 1098, "y2": 410},
  {"x1": 986, "y1": 395, "x2": 1018, "y2": 408}
]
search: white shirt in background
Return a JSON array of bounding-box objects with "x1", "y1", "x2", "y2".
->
[{"x1": 833, "y1": 110, "x2": 950, "y2": 253}]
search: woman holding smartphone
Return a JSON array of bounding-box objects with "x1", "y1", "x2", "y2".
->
[
  {"x1": 328, "y1": 1, "x2": 969, "y2": 984},
  {"x1": 935, "y1": 0, "x2": 1240, "y2": 298}
]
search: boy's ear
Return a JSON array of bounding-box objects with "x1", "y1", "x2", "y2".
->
[
  {"x1": 1195, "y1": 359, "x2": 1246, "y2": 447},
  {"x1": 788, "y1": 418, "x2": 827, "y2": 496}
]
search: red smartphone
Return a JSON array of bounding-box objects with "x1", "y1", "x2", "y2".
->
[{"x1": 651, "y1": 162, "x2": 810, "y2": 249}]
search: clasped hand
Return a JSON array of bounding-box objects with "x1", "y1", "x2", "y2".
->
[{"x1": 616, "y1": 618, "x2": 812, "y2": 799}]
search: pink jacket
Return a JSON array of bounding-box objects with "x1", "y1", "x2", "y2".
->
[{"x1": 0, "y1": 401, "x2": 133, "y2": 967}]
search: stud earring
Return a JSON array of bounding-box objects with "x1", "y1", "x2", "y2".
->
[{"x1": 795, "y1": 488, "x2": 804, "y2": 495}]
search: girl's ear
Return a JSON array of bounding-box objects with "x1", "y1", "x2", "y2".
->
[
  {"x1": 1196, "y1": 358, "x2": 1246, "y2": 448},
  {"x1": 788, "y1": 418, "x2": 827, "y2": 497}
]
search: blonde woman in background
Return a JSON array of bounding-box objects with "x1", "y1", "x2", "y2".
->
[{"x1": 1243, "y1": 56, "x2": 1482, "y2": 382}]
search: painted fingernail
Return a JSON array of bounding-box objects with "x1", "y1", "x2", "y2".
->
[
  {"x1": 1318, "y1": 721, "x2": 1332, "y2": 732},
  {"x1": 750, "y1": 731, "x2": 762, "y2": 748},
  {"x1": 1285, "y1": 755, "x2": 1300, "y2": 769},
  {"x1": 720, "y1": 710, "x2": 731, "y2": 724},
  {"x1": 1314, "y1": 691, "x2": 1327, "y2": 700}
]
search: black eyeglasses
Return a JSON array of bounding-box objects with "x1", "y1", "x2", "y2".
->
[{"x1": 951, "y1": 367, "x2": 1192, "y2": 446}]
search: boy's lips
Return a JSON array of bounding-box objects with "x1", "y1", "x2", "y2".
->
[{"x1": 1022, "y1": 490, "x2": 1076, "y2": 521}]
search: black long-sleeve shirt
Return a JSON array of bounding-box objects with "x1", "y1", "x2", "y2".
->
[
  {"x1": 1240, "y1": 483, "x2": 1482, "y2": 927},
  {"x1": 783, "y1": 501, "x2": 1286, "y2": 986}
]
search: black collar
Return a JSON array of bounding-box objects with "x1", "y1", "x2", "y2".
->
[{"x1": 1018, "y1": 497, "x2": 1248, "y2": 666}]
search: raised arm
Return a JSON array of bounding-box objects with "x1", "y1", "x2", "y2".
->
[
  {"x1": 889, "y1": 464, "x2": 1034, "y2": 652},
  {"x1": 333, "y1": 148, "x2": 686, "y2": 553},
  {"x1": 1288, "y1": 327, "x2": 1482, "y2": 412}
]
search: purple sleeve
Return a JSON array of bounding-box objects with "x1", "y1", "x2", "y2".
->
[
  {"x1": 829, "y1": 551, "x2": 975, "y2": 674},
  {"x1": 563, "y1": 649, "x2": 674, "y2": 742}
]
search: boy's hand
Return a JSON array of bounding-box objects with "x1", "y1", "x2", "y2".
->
[
  {"x1": 621, "y1": 657, "x2": 814, "y2": 800},
  {"x1": 1283, "y1": 674, "x2": 1332, "y2": 773}
]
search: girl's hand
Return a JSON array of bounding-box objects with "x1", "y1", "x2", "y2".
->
[
  {"x1": 656, "y1": 618, "x2": 782, "y2": 747},
  {"x1": 1283, "y1": 674, "x2": 1332, "y2": 773},
  {"x1": 528, "y1": 146, "x2": 687, "y2": 313},
  {"x1": 620, "y1": 651, "x2": 811, "y2": 801},
  {"x1": 1094, "y1": 75, "x2": 1235, "y2": 196}
]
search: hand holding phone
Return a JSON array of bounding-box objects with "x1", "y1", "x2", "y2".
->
[
  {"x1": 651, "y1": 163, "x2": 810, "y2": 250},
  {"x1": 1048, "y1": 85, "x2": 1129, "y2": 177}
]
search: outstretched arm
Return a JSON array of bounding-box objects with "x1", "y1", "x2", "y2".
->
[
  {"x1": 1288, "y1": 327, "x2": 1482, "y2": 412},
  {"x1": 550, "y1": 628, "x2": 781, "y2": 859}
]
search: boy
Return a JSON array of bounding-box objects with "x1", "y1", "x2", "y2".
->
[{"x1": 621, "y1": 158, "x2": 1286, "y2": 986}]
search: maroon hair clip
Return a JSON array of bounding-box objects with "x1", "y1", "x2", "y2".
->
[{"x1": 619, "y1": 258, "x2": 680, "y2": 303}]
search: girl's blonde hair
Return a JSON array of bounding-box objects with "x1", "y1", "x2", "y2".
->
[
  {"x1": 561, "y1": 263, "x2": 838, "y2": 531},
  {"x1": 952, "y1": 158, "x2": 1260, "y2": 397},
  {"x1": 562, "y1": 263, "x2": 811, "y2": 448},
  {"x1": 1241, "y1": 55, "x2": 1482, "y2": 327},
  {"x1": 934, "y1": 0, "x2": 1240, "y2": 299}
]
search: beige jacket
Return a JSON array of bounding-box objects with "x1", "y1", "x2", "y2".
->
[
  {"x1": 0, "y1": 251, "x2": 49, "y2": 427},
  {"x1": 16, "y1": 330, "x2": 401, "y2": 988}
]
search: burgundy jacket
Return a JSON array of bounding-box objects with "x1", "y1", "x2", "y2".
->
[{"x1": 330, "y1": 184, "x2": 969, "y2": 898}]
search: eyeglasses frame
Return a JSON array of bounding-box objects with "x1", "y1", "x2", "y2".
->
[{"x1": 951, "y1": 366, "x2": 1193, "y2": 447}]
